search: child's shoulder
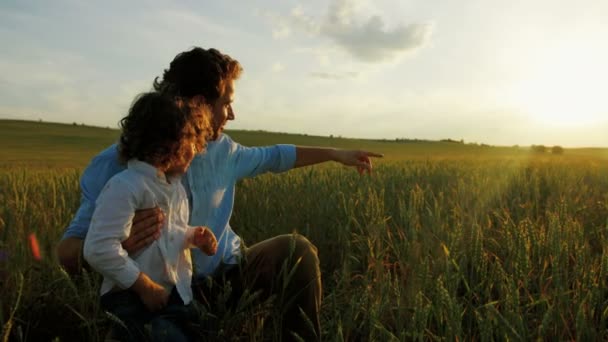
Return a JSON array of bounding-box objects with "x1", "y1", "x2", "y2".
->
[
  {"x1": 97, "y1": 169, "x2": 158, "y2": 209},
  {"x1": 103, "y1": 168, "x2": 147, "y2": 194}
]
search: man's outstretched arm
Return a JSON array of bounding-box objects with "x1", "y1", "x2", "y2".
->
[
  {"x1": 231, "y1": 139, "x2": 384, "y2": 181},
  {"x1": 294, "y1": 147, "x2": 383, "y2": 173}
]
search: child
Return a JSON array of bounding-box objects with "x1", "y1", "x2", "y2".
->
[{"x1": 83, "y1": 92, "x2": 217, "y2": 341}]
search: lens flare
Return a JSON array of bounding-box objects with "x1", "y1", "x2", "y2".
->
[{"x1": 28, "y1": 233, "x2": 41, "y2": 261}]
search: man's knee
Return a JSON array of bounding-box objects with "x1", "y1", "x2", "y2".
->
[
  {"x1": 275, "y1": 234, "x2": 318, "y2": 261},
  {"x1": 244, "y1": 233, "x2": 320, "y2": 284},
  {"x1": 273, "y1": 235, "x2": 321, "y2": 284},
  {"x1": 56, "y1": 237, "x2": 84, "y2": 274}
]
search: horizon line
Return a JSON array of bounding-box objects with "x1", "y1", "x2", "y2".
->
[{"x1": 1, "y1": 117, "x2": 606, "y2": 149}]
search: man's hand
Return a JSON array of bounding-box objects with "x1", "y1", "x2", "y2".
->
[
  {"x1": 192, "y1": 226, "x2": 218, "y2": 256},
  {"x1": 294, "y1": 146, "x2": 383, "y2": 173},
  {"x1": 332, "y1": 150, "x2": 383, "y2": 175},
  {"x1": 122, "y1": 207, "x2": 165, "y2": 254},
  {"x1": 56, "y1": 237, "x2": 86, "y2": 274},
  {"x1": 131, "y1": 272, "x2": 169, "y2": 312}
]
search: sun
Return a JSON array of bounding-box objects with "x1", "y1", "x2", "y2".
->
[{"x1": 511, "y1": 42, "x2": 606, "y2": 127}]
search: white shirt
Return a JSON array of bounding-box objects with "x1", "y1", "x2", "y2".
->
[{"x1": 83, "y1": 160, "x2": 195, "y2": 304}]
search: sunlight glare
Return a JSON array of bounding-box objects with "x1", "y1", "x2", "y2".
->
[{"x1": 512, "y1": 42, "x2": 607, "y2": 127}]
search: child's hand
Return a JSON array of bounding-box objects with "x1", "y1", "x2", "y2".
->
[
  {"x1": 193, "y1": 226, "x2": 218, "y2": 256},
  {"x1": 131, "y1": 272, "x2": 169, "y2": 312}
]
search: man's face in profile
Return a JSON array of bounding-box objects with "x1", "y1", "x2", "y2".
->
[{"x1": 209, "y1": 79, "x2": 235, "y2": 140}]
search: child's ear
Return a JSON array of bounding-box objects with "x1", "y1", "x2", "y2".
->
[{"x1": 189, "y1": 95, "x2": 207, "y2": 108}]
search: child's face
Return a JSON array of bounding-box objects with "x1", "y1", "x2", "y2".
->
[{"x1": 165, "y1": 142, "x2": 197, "y2": 176}]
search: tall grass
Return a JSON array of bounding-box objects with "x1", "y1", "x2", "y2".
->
[
  {"x1": 1, "y1": 154, "x2": 607, "y2": 340},
  {"x1": 0, "y1": 169, "x2": 106, "y2": 341}
]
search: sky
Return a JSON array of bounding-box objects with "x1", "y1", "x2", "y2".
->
[{"x1": 1, "y1": 0, "x2": 607, "y2": 147}]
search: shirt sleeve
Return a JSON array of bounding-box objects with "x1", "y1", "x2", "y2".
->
[
  {"x1": 231, "y1": 140, "x2": 297, "y2": 180},
  {"x1": 62, "y1": 147, "x2": 123, "y2": 240},
  {"x1": 83, "y1": 176, "x2": 141, "y2": 289},
  {"x1": 181, "y1": 227, "x2": 196, "y2": 249},
  {"x1": 174, "y1": 183, "x2": 195, "y2": 249}
]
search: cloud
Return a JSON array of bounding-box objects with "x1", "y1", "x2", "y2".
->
[
  {"x1": 272, "y1": 62, "x2": 285, "y2": 73},
  {"x1": 321, "y1": 2, "x2": 434, "y2": 62},
  {"x1": 272, "y1": 24, "x2": 291, "y2": 39},
  {"x1": 266, "y1": 0, "x2": 433, "y2": 63},
  {"x1": 259, "y1": 10, "x2": 294, "y2": 40},
  {"x1": 317, "y1": 53, "x2": 330, "y2": 67},
  {"x1": 309, "y1": 71, "x2": 358, "y2": 80},
  {"x1": 290, "y1": 5, "x2": 321, "y2": 35}
]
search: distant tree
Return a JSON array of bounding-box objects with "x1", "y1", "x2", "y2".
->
[
  {"x1": 531, "y1": 145, "x2": 546, "y2": 153},
  {"x1": 552, "y1": 145, "x2": 564, "y2": 155},
  {"x1": 72, "y1": 122, "x2": 77, "y2": 126},
  {"x1": 441, "y1": 138, "x2": 464, "y2": 144}
]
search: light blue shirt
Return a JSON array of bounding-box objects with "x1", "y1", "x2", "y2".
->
[{"x1": 63, "y1": 134, "x2": 297, "y2": 278}]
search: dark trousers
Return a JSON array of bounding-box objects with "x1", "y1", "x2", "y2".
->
[
  {"x1": 101, "y1": 287, "x2": 198, "y2": 342},
  {"x1": 193, "y1": 234, "x2": 322, "y2": 341}
]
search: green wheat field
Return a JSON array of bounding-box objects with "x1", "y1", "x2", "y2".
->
[{"x1": 1, "y1": 119, "x2": 608, "y2": 341}]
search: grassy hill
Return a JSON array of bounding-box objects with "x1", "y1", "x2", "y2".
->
[{"x1": 1, "y1": 119, "x2": 605, "y2": 168}]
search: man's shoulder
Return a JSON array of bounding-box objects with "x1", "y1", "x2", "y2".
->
[
  {"x1": 86, "y1": 144, "x2": 121, "y2": 170},
  {"x1": 95, "y1": 143, "x2": 119, "y2": 159},
  {"x1": 205, "y1": 134, "x2": 240, "y2": 156},
  {"x1": 80, "y1": 144, "x2": 125, "y2": 191},
  {"x1": 212, "y1": 133, "x2": 235, "y2": 147}
]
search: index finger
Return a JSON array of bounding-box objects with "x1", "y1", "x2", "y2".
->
[{"x1": 362, "y1": 151, "x2": 384, "y2": 158}]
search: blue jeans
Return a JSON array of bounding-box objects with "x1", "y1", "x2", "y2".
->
[{"x1": 101, "y1": 287, "x2": 198, "y2": 342}]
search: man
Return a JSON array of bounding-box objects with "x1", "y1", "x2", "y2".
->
[{"x1": 56, "y1": 47, "x2": 382, "y2": 341}]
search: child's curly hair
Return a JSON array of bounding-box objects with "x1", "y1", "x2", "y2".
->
[{"x1": 118, "y1": 92, "x2": 212, "y2": 171}]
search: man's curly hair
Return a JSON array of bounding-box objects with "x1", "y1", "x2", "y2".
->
[
  {"x1": 118, "y1": 92, "x2": 212, "y2": 171},
  {"x1": 153, "y1": 47, "x2": 243, "y2": 103}
]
